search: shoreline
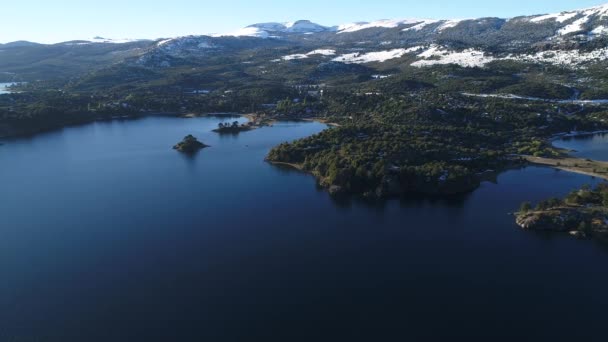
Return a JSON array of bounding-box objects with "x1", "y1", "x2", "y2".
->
[
  {"x1": 523, "y1": 155, "x2": 608, "y2": 180},
  {"x1": 550, "y1": 130, "x2": 608, "y2": 141},
  {"x1": 523, "y1": 130, "x2": 608, "y2": 180},
  {"x1": 266, "y1": 161, "x2": 305, "y2": 171},
  {"x1": 300, "y1": 118, "x2": 341, "y2": 127},
  {"x1": 0, "y1": 111, "x2": 338, "y2": 140}
]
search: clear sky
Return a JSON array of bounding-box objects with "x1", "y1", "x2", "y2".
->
[{"x1": 3, "y1": 0, "x2": 607, "y2": 43}]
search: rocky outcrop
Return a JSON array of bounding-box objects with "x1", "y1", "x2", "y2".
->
[
  {"x1": 515, "y1": 209, "x2": 577, "y2": 231},
  {"x1": 516, "y1": 207, "x2": 608, "y2": 239}
]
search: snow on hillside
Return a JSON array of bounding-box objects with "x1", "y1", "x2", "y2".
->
[
  {"x1": 85, "y1": 37, "x2": 146, "y2": 44},
  {"x1": 436, "y1": 20, "x2": 466, "y2": 32},
  {"x1": 213, "y1": 3, "x2": 608, "y2": 40},
  {"x1": 332, "y1": 47, "x2": 422, "y2": 64},
  {"x1": 215, "y1": 26, "x2": 271, "y2": 38},
  {"x1": 412, "y1": 45, "x2": 494, "y2": 68},
  {"x1": 409, "y1": 44, "x2": 608, "y2": 69},
  {"x1": 152, "y1": 36, "x2": 216, "y2": 59},
  {"x1": 338, "y1": 19, "x2": 426, "y2": 33},
  {"x1": 217, "y1": 20, "x2": 332, "y2": 37},
  {"x1": 248, "y1": 22, "x2": 289, "y2": 31},
  {"x1": 402, "y1": 20, "x2": 440, "y2": 32},
  {"x1": 279, "y1": 49, "x2": 336, "y2": 61},
  {"x1": 506, "y1": 48, "x2": 608, "y2": 67},
  {"x1": 531, "y1": 11, "x2": 579, "y2": 23},
  {"x1": 591, "y1": 25, "x2": 608, "y2": 35},
  {"x1": 307, "y1": 49, "x2": 336, "y2": 56},
  {"x1": 529, "y1": 4, "x2": 608, "y2": 36},
  {"x1": 284, "y1": 20, "x2": 331, "y2": 33},
  {"x1": 558, "y1": 17, "x2": 590, "y2": 35}
]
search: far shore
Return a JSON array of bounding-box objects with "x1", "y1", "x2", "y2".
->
[
  {"x1": 179, "y1": 112, "x2": 243, "y2": 119},
  {"x1": 181, "y1": 112, "x2": 342, "y2": 129},
  {"x1": 0, "y1": 111, "x2": 340, "y2": 140}
]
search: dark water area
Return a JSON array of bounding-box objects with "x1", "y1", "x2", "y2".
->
[
  {"x1": 553, "y1": 132, "x2": 608, "y2": 161},
  {"x1": 1, "y1": 117, "x2": 607, "y2": 341}
]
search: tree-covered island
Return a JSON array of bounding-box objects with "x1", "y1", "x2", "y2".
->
[
  {"x1": 212, "y1": 121, "x2": 253, "y2": 134},
  {"x1": 173, "y1": 134, "x2": 209, "y2": 153}
]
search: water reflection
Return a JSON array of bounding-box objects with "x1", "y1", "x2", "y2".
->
[{"x1": 1, "y1": 117, "x2": 608, "y2": 341}]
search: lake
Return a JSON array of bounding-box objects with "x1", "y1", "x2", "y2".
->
[
  {"x1": 1, "y1": 116, "x2": 607, "y2": 341},
  {"x1": 553, "y1": 132, "x2": 608, "y2": 161}
]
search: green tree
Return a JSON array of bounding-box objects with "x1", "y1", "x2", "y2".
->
[{"x1": 519, "y1": 202, "x2": 532, "y2": 213}]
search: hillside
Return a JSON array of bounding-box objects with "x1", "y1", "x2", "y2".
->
[{"x1": 2, "y1": 4, "x2": 608, "y2": 196}]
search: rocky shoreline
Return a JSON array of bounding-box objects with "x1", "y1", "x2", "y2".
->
[
  {"x1": 515, "y1": 184, "x2": 608, "y2": 240},
  {"x1": 516, "y1": 208, "x2": 608, "y2": 239}
]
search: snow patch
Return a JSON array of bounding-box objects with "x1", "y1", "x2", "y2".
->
[
  {"x1": 217, "y1": 27, "x2": 270, "y2": 38},
  {"x1": 436, "y1": 19, "x2": 466, "y2": 32},
  {"x1": 412, "y1": 44, "x2": 608, "y2": 69},
  {"x1": 402, "y1": 20, "x2": 440, "y2": 32},
  {"x1": 338, "y1": 19, "x2": 427, "y2": 33},
  {"x1": 505, "y1": 48, "x2": 608, "y2": 67},
  {"x1": 284, "y1": 20, "x2": 330, "y2": 33},
  {"x1": 531, "y1": 11, "x2": 579, "y2": 23},
  {"x1": 281, "y1": 49, "x2": 336, "y2": 61},
  {"x1": 216, "y1": 20, "x2": 331, "y2": 38},
  {"x1": 529, "y1": 4, "x2": 608, "y2": 36},
  {"x1": 307, "y1": 49, "x2": 336, "y2": 56},
  {"x1": 332, "y1": 47, "x2": 422, "y2": 64},
  {"x1": 412, "y1": 45, "x2": 494, "y2": 68},
  {"x1": 558, "y1": 16, "x2": 589, "y2": 35},
  {"x1": 157, "y1": 38, "x2": 174, "y2": 46},
  {"x1": 83, "y1": 37, "x2": 145, "y2": 44},
  {"x1": 591, "y1": 25, "x2": 608, "y2": 35}
]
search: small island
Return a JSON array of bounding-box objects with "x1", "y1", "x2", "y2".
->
[
  {"x1": 516, "y1": 184, "x2": 608, "y2": 240},
  {"x1": 173, "y1": 134, "x2": 209, "y2": 153},
  {"x1": 212, "y1": 121, "x2": 252, "y2": 134}
]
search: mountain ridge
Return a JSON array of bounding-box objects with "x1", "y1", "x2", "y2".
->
[
  {"x1": 3, "y1": 3, "x2": 608, "y2": 81},
  {"x1": 5, "y1": 3, "x2": 608, "y2": 45}
]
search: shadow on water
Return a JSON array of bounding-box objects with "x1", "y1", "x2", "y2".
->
[
  {"x1": 528, "y1": 229, "x2": 608, "y2": 250},
  {"x1": 270, "y1": 157, "x2": 478, "y2": 212},
  {"x1": 177, "y1": 147, "x2": 214, "y2": 175},
  {"x1": 3, "y1": 116, "x2": 608, "y2": 341},
  {"x1": 327, "y1": 190, "x2": 471, "y2": 211}
]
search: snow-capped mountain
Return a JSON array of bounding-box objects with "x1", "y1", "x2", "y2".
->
[
  {"x1": 337, "y1": 19, "x2": 439, "y2": 33},
  {"x1": 217, "y1": 20, "x2": 335, "y2": 38},
  {"x1": 218, "y1": 3, "x2": 608, "y2": 41},
  {"x1": 121, "y1": 2, "x2": 608, "y2": 71},
  {"x1": 4, "y1": 3, "x2": 608, "y2": 79},
  {"x1": 527, "y1": 3, "x2": 608, "y2": 36}
]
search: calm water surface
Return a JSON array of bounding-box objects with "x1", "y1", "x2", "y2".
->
[
  {"x1": 1, "y1": 117, "x2": 607, "y2": 341},
  {"x1": 553, "y1": 132, "x2": 608, "y2": 161}
]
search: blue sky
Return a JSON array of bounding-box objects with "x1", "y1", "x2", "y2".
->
[{"x1": 3, "y1": 0, "x2": 606, "y2": 43}]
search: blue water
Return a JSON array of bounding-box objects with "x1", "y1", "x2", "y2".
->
[
  {"x1": 553, "y1": 133, "x2": 608, "y2": 161},
  {"x1": 0, "y1": 116, "x2": 607, "y2": 341}
]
